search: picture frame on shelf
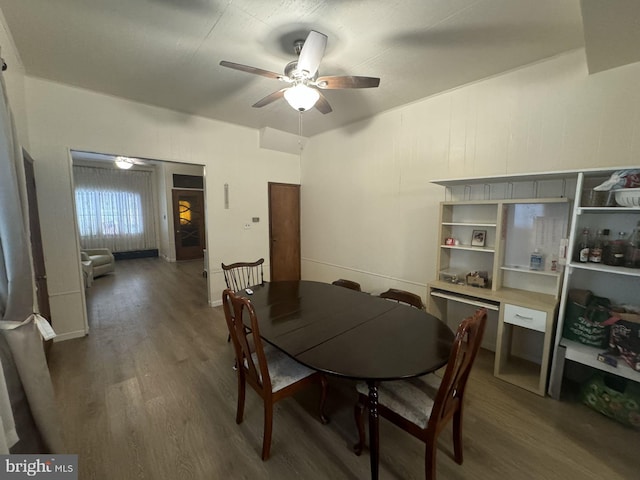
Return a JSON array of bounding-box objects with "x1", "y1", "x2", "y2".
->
[{"x1": 471, "y1": 229, "x2": 486, "y2": 247}]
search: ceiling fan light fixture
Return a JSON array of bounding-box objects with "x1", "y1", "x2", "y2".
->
[
  {"x1": 115, "y1": 156, "x2": 134, "y2": 169},
  {"x1": 284, "y1": 83, "x2": 320, "y2": 112},
  {"x1": 220, "y1": 30, "x2": 378, "y2": 115}
]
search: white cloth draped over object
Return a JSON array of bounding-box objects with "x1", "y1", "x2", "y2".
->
[
  {"x1": 0, "y1": 359, "x2": 18, "y2": 453},
  {"x1": 0, "y1": 52, "x2": 64, "y2": 453}
]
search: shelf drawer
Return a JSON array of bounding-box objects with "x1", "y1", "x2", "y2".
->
[{"x1": 503, "y1": 304, "x2": 547, "y2": 333}]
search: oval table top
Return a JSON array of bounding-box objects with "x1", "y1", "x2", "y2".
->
[{"x1": 243, "y1": 280, "x2": 454, "y2": 381}]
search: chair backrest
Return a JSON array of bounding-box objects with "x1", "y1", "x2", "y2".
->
[
  {"x1": 221, "y1": 258, "x2": 265, "y2": 292},
  {"x1": 428, "y1": 308, "x2": 487, "y2": 431},
  {"x1": 331, "y1": 279, "x2": 362, "y2": 292},
  {"x1": 222, "y1": 288, "x2": 271, "y2": 392},
  {"x1": 379, "y1": 288, "x2": 424, "y2": 310}
]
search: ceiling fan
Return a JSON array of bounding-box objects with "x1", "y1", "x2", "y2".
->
[{"x1": 220, "y1": 30, "x2": 380, "y2": 114}]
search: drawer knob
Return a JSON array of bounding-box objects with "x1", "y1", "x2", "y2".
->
[{"x1": 515, "y1": 314, "x2": 534, "y2": 321}]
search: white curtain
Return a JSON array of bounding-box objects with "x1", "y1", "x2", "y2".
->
[{"x1": 73, "y1": 165, "x2": 157, "y2": 252}]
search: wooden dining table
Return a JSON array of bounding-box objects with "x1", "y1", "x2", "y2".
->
[{"x1": 242, "y1": 280, "x2": 454, "y2": 480}]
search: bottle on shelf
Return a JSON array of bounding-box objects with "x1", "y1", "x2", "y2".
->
[
  {"x1": 600, "y1": 229, "x2": 610, "y2": 265},
  {"x1": 577, "y1": 227, "x2": 590, "y2": 263},
  {"x1": 589, "y1": 230, "x2": 604, "y2": 263},
  {"x1": 530, "y1": 249, "x2": 544, "y2": 271},
  {"x1": 624, "y1": 222, "x2": 640, "y2": 269},
  {"x1": 604, "y1": 231, "x2": 627, "y2": 266}
]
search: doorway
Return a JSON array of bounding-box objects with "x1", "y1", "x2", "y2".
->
[
  {"x1": 172, "y1": 189, "x2": 206, "y2": 261},
  {"x1": 268, "y1": 182, "x2": 301, "y2": 281}
]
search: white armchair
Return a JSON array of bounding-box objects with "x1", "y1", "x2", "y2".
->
[{"x1": 81, "y1": 248, "x2": 115, "y2": 278}]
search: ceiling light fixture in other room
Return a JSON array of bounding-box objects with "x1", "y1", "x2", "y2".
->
[
  {"x1": 115, "y1": 156, "x2": 134, "y2": 169},
  {"x1": 284, "y1": 84, "x2": 320, "y2": 112}
]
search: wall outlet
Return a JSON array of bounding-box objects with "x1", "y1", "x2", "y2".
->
[{"x1": 244, "y1": 223, "x2": 251, "y2": 229}]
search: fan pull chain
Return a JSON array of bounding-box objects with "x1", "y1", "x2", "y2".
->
[{"x1": 298, "y1": 111, "x2": 303, "y2": 151}]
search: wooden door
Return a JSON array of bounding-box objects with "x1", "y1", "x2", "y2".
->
[
  {"x1": 23, "y1": 151, "x2": 53, "y2": 354},
  {"x1": 269, "y1": 183, "x2": 300, "y2": 281},
  {"x1": 172, "y1": 189, "x2": 205, "y2": 261}
]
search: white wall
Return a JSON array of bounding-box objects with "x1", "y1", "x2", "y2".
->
[
  {"x1": 301, "y1": 49, "x2": 640, "y2": 301},
  {"x1": 25, "y1": 78, "x2": 299, "y2": 340},
  {"x1": 0, "y1": 8, "x2": 27, "y2": 147}
]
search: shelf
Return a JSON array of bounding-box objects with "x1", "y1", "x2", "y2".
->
[
  {"x1": 568, "y1": 262, "x2": 640, "y2": 277},
  {"x1": 441, "y1": 200, "x2": 499, "y2": 206},
  {"x1": 440, "y1": 245, "x2": 495, "y2": 253},
  {"x1": 561, "y1": 339, "x2": 640, "y2": 383},
  {"x1": 430, "y1": 166, "x2": 633, "y2": 187},
  {"x1": 500, "y1": 197, "x2": 570, "y2": 205},
  {"x1": 441, "y1": 222, "x2": 497, "y2": 227},
  {"x1": 501, "y1": 266, "x2": 562, "y2": 277},
  {"x1": 577, "y1": 206, "x2": 640, "y2": 214}
]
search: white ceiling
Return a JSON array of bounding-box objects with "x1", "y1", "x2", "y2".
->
[{"x1": 0, "y1": 0, "x2": 594, "y2": 137}]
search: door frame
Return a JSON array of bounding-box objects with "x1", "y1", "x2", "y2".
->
[
  {"x1": 23, "y1": 150, "x2": 53, "y2": 355},
  {"x1": 69, "y1": 151, "x2": 211, "y2": 328}
]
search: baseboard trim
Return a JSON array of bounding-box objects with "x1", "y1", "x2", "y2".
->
[
  {"x1": 209, "y1": 299, "x2": 222, "y2": 307},
  {"x1": 114, "y1": 249, "x2": 159, "y2": 260},
  {"x1": 53, "y1": 329, "x2": 87, "y2": 342}
]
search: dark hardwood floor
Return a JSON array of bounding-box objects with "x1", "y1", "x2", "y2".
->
[{"x1": 47, "y1": 258, "x2": 638, "y2": 479}]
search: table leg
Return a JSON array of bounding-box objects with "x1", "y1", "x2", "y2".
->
[{"x1": 367, "y1": 380, "x2": 379, "y2": 480}]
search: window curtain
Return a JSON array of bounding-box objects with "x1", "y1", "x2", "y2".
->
[
  {"x1": 73, "y1": 165, "x2": 157, "y2": 252},
  {"x1": 0, "y1": 62, "x2": 63, "y2": 452}
]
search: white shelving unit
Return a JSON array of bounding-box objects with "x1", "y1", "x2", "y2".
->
[
  {"x1": 430, "y1": 167, "x2": 640, "y2": 397},
  {"x1": 548, "y1": 169, "x2": 640, "y2": 398}
]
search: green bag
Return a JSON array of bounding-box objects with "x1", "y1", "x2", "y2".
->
[
  {"x1": 562, "y1": 295, "x2": 612, "y2": 348},
  {"x1": 581, "y1": 373, "x2": 640, "y2": 428}
]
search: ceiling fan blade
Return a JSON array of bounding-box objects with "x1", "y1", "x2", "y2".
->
[
  {"x1": 315, "y1": 92, "x2": 332, "y2": 114},
  {"x1": 297, "y1": 31, "x2": 327, "y2": 77},
  {"x1": 315, "y1": 75, "x2": 380, "y2": 89},
  {"x1": 252, "y1": 89, "x2": 287, "y2": 108},
  {"x1": 220, "y1": 61, "x2": 284, "y2": 80}
]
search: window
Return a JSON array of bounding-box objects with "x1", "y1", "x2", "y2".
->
[
  {"x1": 75, "y1": 189, "x2": 144, "y2": 237},
  {"x1": 73, "y1": 165, "x2": 157, "y2": 252}
]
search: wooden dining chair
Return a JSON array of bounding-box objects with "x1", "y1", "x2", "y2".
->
[
  {"x1": 222, "y1": 289, "x2": 329, "y2": 461},
  {"x1": 353, "y1": 308, "x2": 487, "y2": 480},
  {"x1": 379, "y1": 288, "x2": 425, "y2": 309},
  {"x1": 331, "y1": 279, "x2": 362, "y2": 292},
  {"x1": 221, "y1": 258, "x2": 265, "y2": 292},
  {"x1": 221, "y1": 258, "x2": 264, "y2": 342}
]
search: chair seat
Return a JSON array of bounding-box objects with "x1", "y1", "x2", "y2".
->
[
  {"x1": 356, "y1": 374, "x2": 441, "y2": 429},
  {"x1": 251, "y1": 345, "x2": 317, "y2": 393}
]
